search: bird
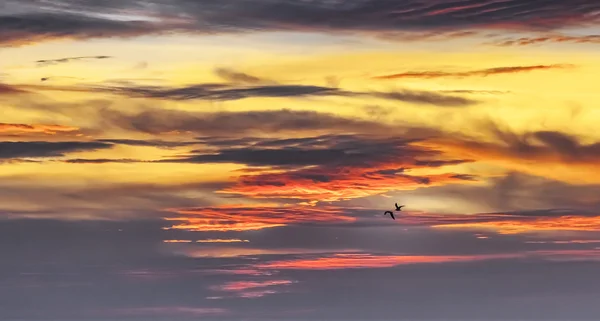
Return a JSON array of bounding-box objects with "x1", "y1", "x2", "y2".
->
[
  {"x1": 395, "y1": 203, "x2": 405, "y2": 211},
  {"x1": 384, "y1": 210, "x2": 395, "y2": 220}
]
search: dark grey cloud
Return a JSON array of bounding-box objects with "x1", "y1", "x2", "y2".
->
[
  {"x1": 160, "y1": 134, "x2": 453, "y2": 168},
  {"x1": 93, "y1": 83, "x2": 342, "y2": 101},
  {"x1": 0, "y1": 13, "x2": 168, "y2": 47},
  {"x1": 2, "y1": 0, "x2": 600, "y2": 46},
  {"x1": 96, "y1": 139, "x2": 199, "y2": 148},
  {"x1": 99, "y1": 108, "x2": 403, "y2": 136},
  {"x1": 36, "y1": 55, "x2": 112, "y2": 67},
  {"x1": 0, "y1": 141, "x2": 112, "y2": 159}
]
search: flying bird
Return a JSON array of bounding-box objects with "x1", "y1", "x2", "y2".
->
[
  {"x1": 384, "y1": 211, "x2": 395, "y2": 220},
  {"x1": 395, "y1": 203, "x2": 405, "y2": 211}
]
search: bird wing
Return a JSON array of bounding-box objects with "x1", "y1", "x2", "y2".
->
[{"x1": 390, "y1": 212, "x2": 395, "y2": 220}]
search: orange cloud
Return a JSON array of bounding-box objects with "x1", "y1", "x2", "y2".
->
[
  {"x1": 433, "y1": 215, "x2": 600, "y2": 234},
  {"x1": 0, "y1": 123, "x2": 79, "y2": 135},
  {"x1": 254, "y1": 253, "x2": 524, "y2": 270},
  {"x1": 250, "y1": 250, "x2": 600, "y2": 271},
  {"x1": 163, "y1": 239, "x2": 193, "y2": 243},
  {"x1": 163, "y1": 204, "x2": 356, "y2": 232}
]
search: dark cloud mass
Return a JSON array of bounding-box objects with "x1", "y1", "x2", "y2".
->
[
  {"x1": 2, "y1": 0, "x2": 599, "y2": 46},
  {"x1": 0, "y1": 13, "x2": 168, "y2": 47},
  {"x1": 0, "y1": 141, "x2": 112, "y2": 159},
  {"x1": 100, "y1": 108, "x2": 397, "y2": 135},
  {"x1": 28, "y1": 81, "x2": 478, "y2": 106}
]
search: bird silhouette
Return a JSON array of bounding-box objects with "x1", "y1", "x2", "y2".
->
[
  {"x1": 384, "y1": 211, "x2": 395, "y2": 220},
  {"x1": 395, "y1": 203, "x2": 405, "y2": 211}
]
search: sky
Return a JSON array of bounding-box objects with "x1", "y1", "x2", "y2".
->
[{"x1": 1, "y1": 0, "x2": 600, "y2": 320}]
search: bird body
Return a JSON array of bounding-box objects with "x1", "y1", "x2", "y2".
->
[{"x1": 395, "y1": 203, "x2": 405, "y2": 211}]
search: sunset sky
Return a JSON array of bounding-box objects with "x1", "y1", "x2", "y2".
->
[{"x1": 2, "y1": 1, "x2": 600, "y2": 320}]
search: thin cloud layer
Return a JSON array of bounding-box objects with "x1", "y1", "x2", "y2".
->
[
  {"x1": 210, "y1": 279, "x2": 295, "y2": 298},
  {"x1": 163, "y1": 204, "x2": 356, "y2": 232},
  {"x1": 27, "y1": 81, "x2": 479, "y2": 106},
  {"x1": 0, "y1": 123, "x2": 79, "y2": 135},
  {"x1": 373, "y1": 64, "x2": 573, "y2": 80},
  {"x1": 491, "y1": 34, "x2": 600, "y2": 46},
  {"x1": 36, "y1": 55, "x2": 112, "y2": 66},
  {"x1": 97, "y1": 109, "x2": 404, "y2": 136}
]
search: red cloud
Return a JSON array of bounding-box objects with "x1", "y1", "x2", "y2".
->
[
  {"x1": 210, "y1": 279, "x2": 295, "y2": 298},
  {"x1": 218, "y1": 165, "x2": 473, "y2": 202}
]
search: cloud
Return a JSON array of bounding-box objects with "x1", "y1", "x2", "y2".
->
[
  {"x1": 419, "y1": 124, "x2": 600, "y2": 183},
  {"x1": 214, "y1": 68, "x2": 271, "y2": 85},
  {"x1": 36, "y1": 55, "x2": 112, "y2": 67},
  {"x1": 210, "y1": 279, "x2": 295, "y2": 298},
  {"x1": 163, "y1": 204, "x2": 357, "y2": 232},
  {"x1": 112, "y1": 306, "x2": 227, "y2": 317},
  {"x1": 98, "y1": 108, "x2": 403, "y2": 136},
  {"x1": 0, "y1": 13, "x2": 169, "y2": 47},
  {"x1": 96, "y1": 138, "x2": 198, "y2": 148},
  {"x1": 196, "y1": 239, "x2": 250, "y2": 243},
  {"x1": 371, "y1": 89, "x2": 479, "y2": 107},
  {"x1": 490, "y1": 34, "x2": 600, "y2": 46},
  {"x1": 3, "y1": 1, "x2": 600, "y2": 46},
  {"x1": 0, "y1": 179, "x2": 224, "y2": 220},
  {"x1": 90, "y1": 83, "x2": 344, "y2": 101},
  {"x1": 28, "y1": 81, "x2": 478, "y2": 106},
  {"x1": 432, "y1": 214, "x2": 600, "y2": 235},
  {"x1": 253, "y1": 252, "x2": 526, "y2": 270},
  {"x1": 179, "y1": 134, "x2": 476, "y2": 202},
  {"x1": 0, "y1": 141, "x2": 112, "y2": 159},
  {"x1": 0, "y1": 123, "x2": 79, "y2": 135},
  {"x1": 372, "y1": 64, "x2": 573, "y2": 80},
  {"x1": 0, "y1": 83, "x2": 28, "y2": 95}
]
